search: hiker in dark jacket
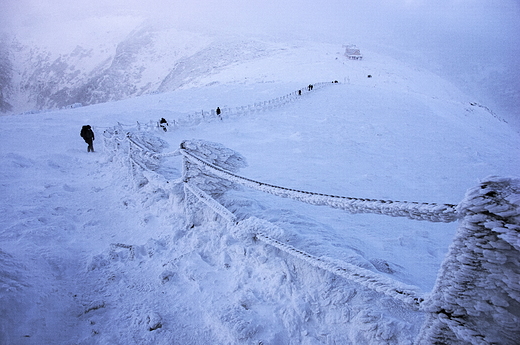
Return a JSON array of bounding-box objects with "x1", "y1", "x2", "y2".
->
[
  {"x1": 80, "y1": 125, "x2": 95, "y2": 152},
  {"x1": 159, "y1": 118, "x2": 168, "y2": 132}
]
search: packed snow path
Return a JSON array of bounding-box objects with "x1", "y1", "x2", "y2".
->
[{"x1": 0, "y1": 135, "x2": 168, "y2": 343}]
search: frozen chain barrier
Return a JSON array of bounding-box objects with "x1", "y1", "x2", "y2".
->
[
  {"x1": 179, "y1": 145, "x2": 459, "y2": 223},
  {"x1": 103, "y1": 90, "x2": 519, "y2": 344},
  {"x1": 179, "y1": 142, "x2": 520, "y2": 344},
  {"x1": 254, "y1": 230, "x2": 425, "y2": 309}
]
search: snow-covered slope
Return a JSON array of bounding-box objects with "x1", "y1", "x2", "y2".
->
[{"x1": 1, "y1": 38, "x2": 519, "y2": 344}]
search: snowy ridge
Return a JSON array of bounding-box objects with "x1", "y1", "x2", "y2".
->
[
  {"x1": 2, "y1": 19, "x2": 519, "y2": 341},
  {"x1": 97, "y1": 81, "x2": 335, "y2": 134},
  {"x1": 119, "y1": 82, "x2": 462, "y2": 224},
  {"x1": 179, "y1": 145, "x2": 459, "y2": 223},
  {"x1": 205, "y1": 82, "x2": 333, "y2": 120}
]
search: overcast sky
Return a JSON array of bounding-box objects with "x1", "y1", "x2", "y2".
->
[
  {"x1": 2, "y1": 0, "x2": 519, "y2": 56},
  {"x1": 2, "y1": 0, "x2": 518, "y2": 73},
  {"x1": 2, "y1": 0, "x2": 518, "y2": 38}
]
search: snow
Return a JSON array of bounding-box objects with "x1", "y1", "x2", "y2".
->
[{"x1": 1, "y1": 35, "x2": 520, "y2": 344}]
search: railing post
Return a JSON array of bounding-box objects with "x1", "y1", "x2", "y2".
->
[
  {"x1": 416, "y1": 176, "x2": 520, "y2": 345},
  {"x1": 180, "y1": 140, "x2": 248, "y2": 228},
  {"x1": 181, "y1": 141, "x2": 198, "y2": 228},
  {"x1": 127, "y1": 134, "x2": 140, "y2": 189}
]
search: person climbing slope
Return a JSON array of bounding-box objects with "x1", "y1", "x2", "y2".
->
[{"x1": 80, "y1": 125, "x2": 95, "y2": 152}]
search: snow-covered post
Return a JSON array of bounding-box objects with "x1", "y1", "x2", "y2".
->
[
  {"x1": 181, "y1": 141, "x2": 199, "y2": 228},
  {"x1": 103, "y1": 124, "x2": 126, "y2": 159},
  {"x1": 180, "y1": 140, "x2": 247, "y2": 228},
  {"x1": 123, "y1": 132, "x2": 167, "y2": 189},
  {"x1": 126, "y1": 133, "x2": 140, "y2": 188},
  {"x1": 416, "y1": 176, "x2": 520, "y2": 345}
]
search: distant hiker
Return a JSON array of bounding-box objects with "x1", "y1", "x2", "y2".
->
[
  {"x1": 367, "y1": 75, "x2": 372, "y2": 78},
  {"x1": 298, "y1": 90, "x2": 302, "y2": 96},
  {"x1": 80, "y1": 125, "x2": 95, "y2": 152},
  {"x1": 216, "y1": 107, "x2": 221, "y2": 116},
  {"x1": 308, "y1": 84, "x2": 313, "y2": 91},
  {"x1": 159, "y1": 118, "x2": 168, "y2": 132}
]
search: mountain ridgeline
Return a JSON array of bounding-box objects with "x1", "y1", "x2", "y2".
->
[{"x1": 0, "y1": 26, "x2": 279, "y2": 115}]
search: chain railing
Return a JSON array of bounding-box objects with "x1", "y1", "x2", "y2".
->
[
  {"x1": 177, "y1": 142, "x2": 519, "y2": 345},
  {"x1": 102, "y1": 85, "x2": 519, "y2": 344},
  {"x1": 179, "y1": 145, "x2": 458, "y2": 223},
  {"x1": 113, "y1": 82, "x2": 338, "y2": 133}
]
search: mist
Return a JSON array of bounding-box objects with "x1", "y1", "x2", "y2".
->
[
  {"x1": 4, "y1": 0, "x2": 518, "y2": 45},
  {"x1": 2, "y1": 0, "x2": 519, "y2": 123}
]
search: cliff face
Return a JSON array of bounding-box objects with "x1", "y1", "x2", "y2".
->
[
  {"x1": 1, "y1": 25, "x2": 275, "y2": 115},
  {"x1": 0, "y1": 36, "x2": 13, "y2": 112},
  {"x1": 1, "y1": 26, "x2": 169, "y2": 114}
]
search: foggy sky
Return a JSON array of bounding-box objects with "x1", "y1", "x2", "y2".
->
[
  {"x1": 2, "y1": 0, "x2": 518, "y2": 39},
  {"x1": 3, "y1": 0, "x2": 518, "y2": 69},
  {"x1": 2, "y1": 0, "x2": 519, "y2": 61}
]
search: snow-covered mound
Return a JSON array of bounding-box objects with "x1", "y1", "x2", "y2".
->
[{"x1": 1, "y1": 37, "x2": 519, "y2": 344}]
